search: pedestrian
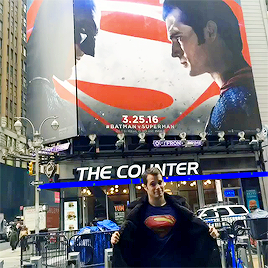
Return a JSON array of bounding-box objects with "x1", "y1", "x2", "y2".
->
[
  {"x1": 19, "y1": 225, "x2": 30, "y2": 252},
  {"x1": 112, "y1": 167, "x2": 221, "y2": 267},
  {"x1": 9, "y1": 225, "x2": 19, "y2": 252}
]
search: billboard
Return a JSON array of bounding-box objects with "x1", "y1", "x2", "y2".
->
[{"x1": 27, "y1": 0, "x2": 261, "y2": 142}]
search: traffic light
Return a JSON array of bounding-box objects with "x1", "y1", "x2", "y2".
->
[{"x1": 27, "y1": 161, "x2": 34, "y2": 176}]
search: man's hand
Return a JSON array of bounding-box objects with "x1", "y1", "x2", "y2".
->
[
  {"x1": 209, "y1": 226, "x2": 219, "y2": 239},
  {"x1": 111, "y1": 231, "x2": 120, "y2": 245}
]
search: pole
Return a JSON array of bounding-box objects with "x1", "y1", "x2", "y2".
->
[
  {"x1": 35, "y1": 147, "x2": 40, "y2": 234},
  {"x1": 105, "y1": 187, "x2": 109, "y2": 220}
]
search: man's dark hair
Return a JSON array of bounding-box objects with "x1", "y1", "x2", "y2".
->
[
  {"x1": 142, "y1": 167, "x2": 163, "y2": 185},
  {"x1": 163, "y1": 0, "x2": 243, "y2": 56}
]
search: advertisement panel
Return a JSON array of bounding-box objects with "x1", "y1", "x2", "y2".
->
[
  {"x1": 26, "y1": 0, "x2": 78, "y2": 142},
  {"x1": 246, "y1": 189, "x2": 260, "y2": 211},
  {"x1": 27, "y1": 0, "x2": 261, "y2": 141},
  {"x1": 64, "y1": 201, "x2": 78, "y2": 231}
]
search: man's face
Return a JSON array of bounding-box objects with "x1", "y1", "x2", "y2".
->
[
  {"x1": 166, "y1": 8, "x2": 210, "y2": 76},
  {"x1": 144, "y1": 174, "x2": 165, "y2": 200}
]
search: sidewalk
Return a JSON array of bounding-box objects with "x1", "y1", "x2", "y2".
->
[{"x1": 0, "y1": 248, "x2": 20, "y2": 268}]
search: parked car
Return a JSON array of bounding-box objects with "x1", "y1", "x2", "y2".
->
[{"x1": 196, "y1": 204, "x2": 249, "y2": 227}]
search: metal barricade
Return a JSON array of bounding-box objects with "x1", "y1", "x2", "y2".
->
[
  {"x1": 21, "y1": 232, "x2": 76, "y2": 267},
  {"x1": 69, "y1": 231, "x2": 113, "y2": 267},
  {"x1": 203, "y1": 214, "x2": 246, "y2": 229}
]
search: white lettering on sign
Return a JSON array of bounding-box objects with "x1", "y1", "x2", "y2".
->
[
  {"x1": 77, "y1": 167, "x2": 88, "y2": 181},
  {"x1": 166, "y1": 163, "x2": 177, "y2": 176},
  {"x1": 117, "y1": 165, "x2": 128, "y2": 179},
  {"x1": 128, "y1": 164, "x2": 141, "y2": 178},
  {"x1": 75, "y1": 162, "x2": 200, "y2": 181},
  {"x1": 176, "y1": 163, "x2": 187, "y2": 175},
  {"x1": 187, "y1": 162, "x2": 199, "y2": 175},
  {"x1": 100, "y1": 166, "x2": 112, "y2": 179}
]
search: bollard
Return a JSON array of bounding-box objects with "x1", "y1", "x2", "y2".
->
[
  {"x1": 105, "y1": 248, "x2": 113, "y2": 268},
  {"x1": 0, "y1": 260, "x2": 4, "y2": 268},
  {"x1": 66, "y1": 252, "x2": 81, "y2": 268},
  {"x1": 30, "y1": 256, "x2": 42, "y2": 268}
]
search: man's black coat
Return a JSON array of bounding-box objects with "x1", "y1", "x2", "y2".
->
[{"x1": 112, "y1": 193, "x2": 221, "y2": 267}]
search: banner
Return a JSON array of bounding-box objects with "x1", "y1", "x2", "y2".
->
[{"x1": 27, "y1": 0, "x2": 261, "y2": 141}]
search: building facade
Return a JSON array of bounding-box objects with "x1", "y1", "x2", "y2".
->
[
  {"x1": 20, "y1": 0, "x2": 268, "y2": 230},
  {"x1": 0, "y1": 0, "x2": 27, "y2": 166}
]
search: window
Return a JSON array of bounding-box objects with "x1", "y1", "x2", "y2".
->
[
  {"x1": 0, "y1": 21, "x2": 3, "y2": 32},
  {"x1": 10, "y1": 100, "x2": 13, "y2": 112},
  {"x1": 10, "y1": 66, "x2": 13, "y2": 77},
  {"x1": 15, "y1": 53, "x2": 17, "y2": 64},
  {"x1": 23, "y1": 18, "x2": 26, "y2": 28},
  {"x1": 15, "y1": 37, "x2": 17, "y2": 48},
  {"x1": 14, "y1": 86, "x2": 17, "y2": 98},
  {"x1": 11, "y1": 32, "x2": 13, "y2": 43},
  {"x1": 230, "y1": 207, "x2": 247, "y2": 214},
  {"x1": 23, "y1": 77, "x2": 27, "y2": 87},
  {"x1": 217, "y1": 208, "x2": 229, "y2": 216},
  {"x1": 10, "y1": 2, "x2": 14, "y2": 13},
  {"x1": 22, "y1": 92, "x2": 26, "y2": 103},
  {"x1": 0, "y1": 3, "x2": 3, "y2": 15},
  {"x1": 7, "y1": 45, "x2": 9, "y2": 57},
  {"x1": 23, "y1": 47, "x2": 27, "y2": 57},
  {"x1": 7, "y1": 65, "x2": 9, "y2": 74},
  {"x1": 6, "y1": 98, "x2": 8, "y2": 115},
  {"x1": 0, "y1": 38, "x2": 2, "y2": 50},
  {"x1": 14, "y1": 69, "x2": 17, "y2": 79},
  {"x1": 11, "y1": 49, "x2": 13, "y2": 61},
  {"x1": 203, "y1": 209, "x2": 216, "y2": 218},
  {"x1": 14, "y1": 103, "x2": 17, "y2": 116}
]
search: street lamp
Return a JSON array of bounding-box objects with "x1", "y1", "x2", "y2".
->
[{"x1": 14, "y1": 116, "x2": 59, "y2": 234}]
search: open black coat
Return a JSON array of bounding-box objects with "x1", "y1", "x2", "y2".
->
[{"x1": 112, "y1": 193, "x2": 221, "y2": 268}]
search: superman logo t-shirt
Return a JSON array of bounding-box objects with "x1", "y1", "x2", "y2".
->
[
  {"x1": 144, "y1": 203, "x2": 177, "y2": 240},
  {"x1": 141, "y1": 203, "x2": 180, "y2": 266}
]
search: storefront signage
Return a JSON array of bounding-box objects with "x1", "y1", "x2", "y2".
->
[
  {"x1": 246, "y1": 189, "x2": 260, "y2": 210},
  {"x1": 224, "y1": 189, "x2": 236, "y2": 198},
  {"x1": 153, "y1": 140, "x2": 203, "y2": 147},
  {"x1": 114, "y1": 205, "x2": 125, "y2": 226},
  {"x1": 76, "y1": 162, "x2": 199, "y2": 181},
  {"x1": 64, "y1": 201, "x2": 78, "y2": 231}
]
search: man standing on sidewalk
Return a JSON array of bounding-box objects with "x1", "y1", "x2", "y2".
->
[{"x1": 112, "y1": 167, "x2": 221, "y2": 267}]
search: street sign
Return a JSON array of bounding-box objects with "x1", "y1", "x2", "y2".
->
[
  {"x1": 30, "y1": 181, "x2": 44, "y2": 186},
  {"x1": 45, "y1": 161, "x2": 56, "y2": 178}
]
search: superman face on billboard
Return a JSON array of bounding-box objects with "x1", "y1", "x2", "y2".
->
[{"x1": 26, "y1": 0, "x2": 261, "y2": 143}]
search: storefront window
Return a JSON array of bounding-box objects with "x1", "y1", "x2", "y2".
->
[{"x1": 203, "y1": 180, "x2": 217, "y2": 205}]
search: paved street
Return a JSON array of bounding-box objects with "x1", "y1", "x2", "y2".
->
[
  {"x1": 0, "y1": 241, "x2": 9, "y2": 251},
  {"x1": 0, "y1": 241, "x2": 20, "y2": 268}
]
